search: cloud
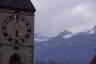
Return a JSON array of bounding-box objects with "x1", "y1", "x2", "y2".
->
[{"x1": 32, "y1": 0, "x2": 96, "y2": 36}]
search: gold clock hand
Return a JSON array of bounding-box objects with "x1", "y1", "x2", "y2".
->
[
  {"x1": 16, "y1": 23, "x2": 19, "y2": 37},
  {"x1": 16, "y1": 25, "x2": 24, "y2": 38},
  {"x1": 15, "y1": 15, "x2": 19, "y2": 37},
  {"x1": 18, "y1": 32, "x2": 24, "y2": 38},
  {"x1": 15, "y1": 15, "x2": 24, "y2": 38}
]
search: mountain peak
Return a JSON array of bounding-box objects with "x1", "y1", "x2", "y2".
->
[
  {"x1": 58, "y1": 30, "x2": 72, "y2": 37},
  {"x1": 92, "y1": 25, "x2": 96, "y2": 32},
  {"x1": 34, "y1": 33, "x2": 51, "y2": 42},
  {"x1": 88, "y1": 25, "x2": 96, "y2": 34}
]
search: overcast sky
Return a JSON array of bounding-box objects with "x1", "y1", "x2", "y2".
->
[{"x1": 31, "y1": 0, "x2": 96, "y2": 36}]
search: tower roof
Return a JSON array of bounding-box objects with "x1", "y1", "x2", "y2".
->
[{"x1": 0, "y1": 0, "x2": 36, "y2": 12}]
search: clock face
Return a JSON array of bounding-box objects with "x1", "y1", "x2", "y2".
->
[{"x1": 2, "y1": 15, "x2": 31, "y2": 44}]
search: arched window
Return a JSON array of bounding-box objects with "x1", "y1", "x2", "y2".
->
[{"x1": 9, "y1": 53, "x2": 22, "y2": 64}]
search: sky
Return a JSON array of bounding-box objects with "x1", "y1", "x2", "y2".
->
[{"x1": 31, "y1": 0, "x2": 96, "y2": 36}]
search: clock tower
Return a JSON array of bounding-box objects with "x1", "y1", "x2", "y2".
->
[{"x1": 0, "y1": 0, "x2": 35, "y2": 64}]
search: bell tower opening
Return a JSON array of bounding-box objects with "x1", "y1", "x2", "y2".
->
[{"x1": 9, "y1": 53, "x2": 22, "y2": 64}]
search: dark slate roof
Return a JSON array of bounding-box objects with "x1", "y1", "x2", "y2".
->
[{"x1": 0, "y1": 0, "x2": 36, "y2": 12}]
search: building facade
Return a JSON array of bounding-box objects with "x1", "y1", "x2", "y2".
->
[{"x1": 0, "y1": 0, "x2": 35, "y2": 64}]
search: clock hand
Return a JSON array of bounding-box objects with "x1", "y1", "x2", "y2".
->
[
  {"x1": 16, "y1": 21, "x2": 19, "y2": 37},
  {"x1": 15, "y1": 15, "x2": 24, "y2": 38},
  {"x1": 18, "y1": 32, "x2": 24, "y2": 38},
  {"x1": 15, "y1": 15, "x2": 19, "y2": 37}
]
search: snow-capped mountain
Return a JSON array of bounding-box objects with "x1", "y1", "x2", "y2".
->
[
  {"x1": 34, "y1": 25, "x2": 96, "y2": 64},
  {"x1": 87, "y1": 25, "x2": 96, "y2": 35},
  {"x1": 34, "y1": 33, "x2": 52, "y2": 42},
  {"x1": 57, "y1": 30, "x2": 72, "y2": 37}
]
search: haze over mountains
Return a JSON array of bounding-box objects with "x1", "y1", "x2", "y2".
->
[{"x1": 34, "y1": 25, "x2": 96, "y2": 64}]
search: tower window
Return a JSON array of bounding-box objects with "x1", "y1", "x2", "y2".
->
[{"x1": 9, "y1": 53, "x2": 22, "y2": 64}]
